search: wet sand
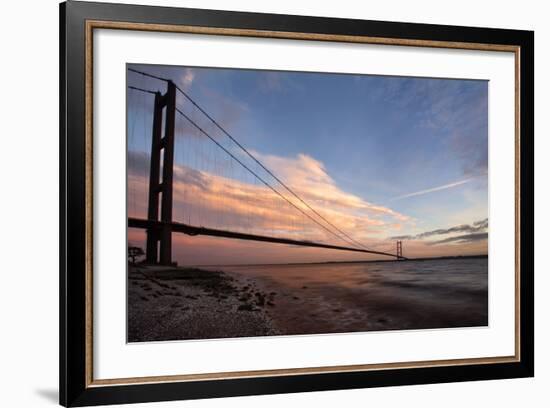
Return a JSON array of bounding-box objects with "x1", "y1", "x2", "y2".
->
[{"x1": 220, "y1": 258, "x2": 488, "y2": 335}]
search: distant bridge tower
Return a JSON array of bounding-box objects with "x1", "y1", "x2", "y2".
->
[
  {"x1": 145, "y1": 81, "x2": 176, "y2": 265},
  {"x1": 396, "y1": 240, "x2": 403, "y2": 259}
]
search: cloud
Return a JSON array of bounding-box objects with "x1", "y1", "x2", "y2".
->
[
  {"x1": 197, "y1": 88, "x2": 249, "y2": 130},
  {"x1": 391, "y1": 178, "x2": 473, "y2": 201},
  {"x1": 257, "y1": 71, "x2": 304, "y2": 94},
  {"x1": 391, "y1": 218, "x2": 488, "y2": 243},
  {"x1": 180, "y1": 68, "x2": 195, "y2": 88},
  {"x1": 256, "y1": 152, "x2": 410, "y2": 222},
  {"x1": 258, "y1": 72, "x2": 283, "y2": 92},
  {"x1": 127, "y1": 150, "x2": 150, "y2": 178},
  {"x1": 128, "y1": 149, "x2": 488, "y2": 262},
  {"x1": 175, "y1": 155, "x2": 404, "y2": 243},
  {"x1": 430, "y1": 232, "x2": 488, "y2": 245},
  {"x1": 473, "y1": 218, "x2": 489, "y2": 229},
  {"x1": 128, "y1": 149, "x2": 410, "y2": 247},
  {"x1": 363, "y1": 77, "x2": 488, "y2": 178}
]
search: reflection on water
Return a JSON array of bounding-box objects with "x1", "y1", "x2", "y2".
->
[{"x1": 219, "y1": 258, "x2": 488, "y2": 335}]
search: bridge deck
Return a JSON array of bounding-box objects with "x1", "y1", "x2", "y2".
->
[{"x1": 128, "y1": 217, "x2": 406, "y2": 260}]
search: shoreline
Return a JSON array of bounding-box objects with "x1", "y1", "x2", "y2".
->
[
  {"x1": 190, "y1": 254, "x2": 489, "y2": 269},
  {"x1": 129, "y1": 258, "x2": 488, "y2": 342}
]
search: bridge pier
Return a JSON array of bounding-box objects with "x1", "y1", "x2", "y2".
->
[
  {"x1": 145, "y1": 81, "x2": 176, "y2": 265},
  {"x1": 396, "y1": 240, "x2": 403, "y2": 259}
]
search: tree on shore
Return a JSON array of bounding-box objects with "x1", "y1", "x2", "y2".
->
[{"x1": 128, "y1": 246, "x2": 145, "y2": 264}]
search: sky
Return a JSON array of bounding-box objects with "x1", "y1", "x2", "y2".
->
[{"x1": 127, "y1": 63, "x2": 488, "y2": 265}]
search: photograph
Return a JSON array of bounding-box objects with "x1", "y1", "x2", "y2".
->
[
  {"x1": 54, "y1": 1, "x2": 535, "y2": 405},
  {"x1": 126, "y1": 63, "x2": 489, "y2": 342}
]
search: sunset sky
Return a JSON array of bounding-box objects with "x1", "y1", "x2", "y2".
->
[{"x1": 127, "y1": 64, "x2": 488, "y2": 265}]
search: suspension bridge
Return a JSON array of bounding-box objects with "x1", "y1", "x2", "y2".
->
[{"x1": 127, "y1": 68, "x2": 406, "y2": 265}]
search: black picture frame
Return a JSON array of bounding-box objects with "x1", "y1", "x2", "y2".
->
[{"x1": 60, "y1": 1, "x2": 534, "y2": 406}]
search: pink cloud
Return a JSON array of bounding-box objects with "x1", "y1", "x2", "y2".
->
[
  {"x1": 129, "y1": 151, "x2": 410, "y2": 246},
  {"x1": 127, "y1": 150, "x2": 485, "y2": 264},
  {"x1": 255, "y1": 152, "x2": 410, "y2": 221}
]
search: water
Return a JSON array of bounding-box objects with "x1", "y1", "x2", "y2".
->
[{"x1": 219, "y1": 258, "x2": 488, "y2": 335}]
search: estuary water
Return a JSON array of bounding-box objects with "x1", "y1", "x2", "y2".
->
[{"x1": 219, "y1": 257, "x2": 488, "y2": 335}]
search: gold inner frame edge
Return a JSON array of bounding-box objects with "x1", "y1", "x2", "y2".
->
[{"x1": 84, "y1": 19, "x2": 521, "y2": 388}]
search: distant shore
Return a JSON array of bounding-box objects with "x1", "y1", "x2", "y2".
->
[{"x1": 191, "y1": 253, "x2": 489, "y2": 269}]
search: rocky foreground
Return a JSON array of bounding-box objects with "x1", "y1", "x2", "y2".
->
[{"x1": 128, "y1": 265, "x2": 280, "y2": 342}]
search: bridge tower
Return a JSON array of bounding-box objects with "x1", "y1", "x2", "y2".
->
[
  {"x1": 396, "y1": 240, "x2": 403, "y2": 259},
  {"x1": 145, "y1": 81, "x2": 176, "y2": 265}
]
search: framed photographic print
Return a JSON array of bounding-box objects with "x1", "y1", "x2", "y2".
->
[{"x1": 60, "y1": 1, "x2": 534, "y2": 406}]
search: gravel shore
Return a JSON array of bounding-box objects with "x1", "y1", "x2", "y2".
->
[{"x1": 128, "y1": 265, "x2": 280, "y2": 342}]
